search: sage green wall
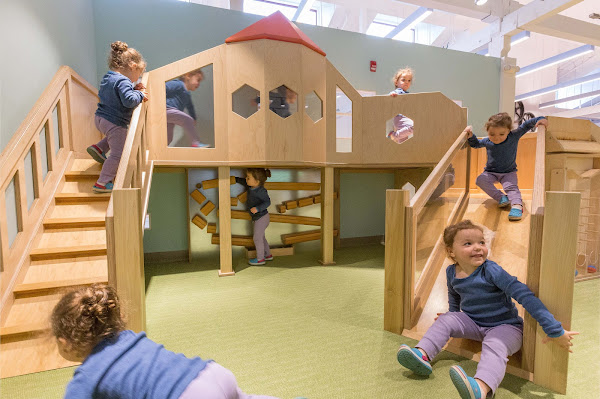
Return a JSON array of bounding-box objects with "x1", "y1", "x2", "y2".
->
[
  {"x1": 0, "y1": 0, "x2": 97, "y2": 153},
  {"x1": 143, "y1": 171, "x2": 189, "y2": 253}
]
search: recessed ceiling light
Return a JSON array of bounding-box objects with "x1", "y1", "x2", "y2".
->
[{"x1": 475, "y1": 0, "x2": 488, "y2": 5}]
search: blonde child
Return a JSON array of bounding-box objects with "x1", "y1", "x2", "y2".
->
[
  {"x1": 165, "y1": 69, "x2": 208, "y2": 147},
  {"x1": 87, "y1": 41, "x2": 148, "y2": 193},
  {"x1": 396, "y1": 220, "x2": 577, "y2": 399},
  {"x1": 388, "y1": 67, "x2": 414, "y2": 144},
  {"x1": 235, "y1": 169, "x2": 272, "y2": 265},
  {"x1": 465, "y1": 113, "x2": 548, "y2": 221},
  {"x1": 51, "y1": 284, "x2": 279, "y2": 399}
]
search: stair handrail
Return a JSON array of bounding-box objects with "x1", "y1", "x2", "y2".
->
[{"x1": 104, "y1": 72, "x2": 151, "y2": 333}]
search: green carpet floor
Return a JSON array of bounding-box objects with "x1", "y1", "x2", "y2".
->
[{"x1": 2, "y1": 243, "x2": 599, "y2": 398}]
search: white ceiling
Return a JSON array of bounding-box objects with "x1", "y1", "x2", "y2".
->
[{"x1": 192, "y1": 0, "x2": 600, "y2": 120}]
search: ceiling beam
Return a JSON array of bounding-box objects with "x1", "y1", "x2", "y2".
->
[
  {"x1": 384, "y1": 7, "x2": 432, "y2": 39},
  {"x1": 549, "y1": 104, "x2": 600, "y2": 119},
  {"x1": 448, "y1": 0, "x2": 585, "y2": 52},
  {"x1": 530, "y1": 15, "x2": 600, "y2": 47}
]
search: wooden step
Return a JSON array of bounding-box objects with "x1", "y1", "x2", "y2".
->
[
  {"x1": 70, "y1": 158, "x2": 102, "y2": 171},
  {"x1": 30, "y1": 245, "x2": 107, "y2": 261},
  {"x1": 44, "y1": 217, "x2": 105, "y2": 229},
  {"x1": 221, "y1": 210, "x2": 321, "y2": 226},
  {"x1": 25, "y1": 256, "x2": 108, "y2": 285},
  {"x1": 557, "y1": 139, "x2": 600, "y2": 154},
  {"x1": 55, "y1": 192, "x2": 111, "y2": 204},
  {"x1": 61, "y1": 180, "x2": 102, "y2": 194},
  {"x1": 64, "y1": 169, "x2": 101, "y2": 180},
  {"x1": 0, "y1": 323, "x2": 49, "y2": 339},
  {"x1": 50, "y1": 202, "x2": 109, "y2": 219},
  {"x1": 3, "y1": 295, "x2": 61, "y2": 328},
  {"x1": 281, "y1": 229, "x2": 339, "y2": 245},
  {"x1": 211, "y1": 234, "x2": 255, "y2": 247},
  {"x1": 0, "y1": 334, "x2": 78, "y2": 378},
  {"x1": 13, "y1": 276, "x2": 108, "y2": 297}
]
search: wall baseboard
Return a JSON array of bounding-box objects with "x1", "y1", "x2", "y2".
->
[{"x1": 144, "y1": 250, "x2": 188, "y2": 263}]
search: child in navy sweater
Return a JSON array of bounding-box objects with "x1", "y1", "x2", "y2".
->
[
  {"x1": 465, "y1": 113, "x2": 548, "y2": 221},
  {"x1": 165, "y1": 69, "x2": 208, "y2": 148},
  {"x1": 87, "y1": 41, "x2": 148, "y2": 193},
  {"x1": 235, "y1": 169, "x2": 272, "y2": 265},
  {"x1": 52, "y1": 284, "x2": 279, "y2": 399},
  {"x1": 396, "y1": 220, "x2": 577, "y2": 399}
]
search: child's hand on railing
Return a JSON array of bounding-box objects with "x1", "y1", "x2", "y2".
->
[
  {"x1": 141, "y1": 90, "x2": 149, "y2": 102},
  {"x1": 535, "y1": 118, "x2": 548, "y2": 128},
  {"x1": 134, "y1": 82, "x2": 146, "y2": 90},
  {"x1": 463, "y1": 126, "x2": 473, "y2": 138},
  {"x1": 542, "y1": 330, "x2": 579, "y2": 353},
  {"x1": 390, "y1": 92, "x2": 399, "y2": 97}
]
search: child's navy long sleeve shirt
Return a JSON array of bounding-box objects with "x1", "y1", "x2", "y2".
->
[
  {"x1": 235, "y1": 177, "x2": 271, "y2": 221},
  {"x1": 165, "y1": 79, "x2": 197, "y2": 120},
  {"x1": 467, "y1": 117, "x2": 546, "y2": 173},
  {"x1": 95, "y1": 71, "x2": 145, "y2": 128},
  {"x1": 446, "y1": 259, "x2": 563, "y2": 337}
]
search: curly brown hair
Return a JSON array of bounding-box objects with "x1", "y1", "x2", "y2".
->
[
  {"x1": 443, "y1": 220, "x2": 484, "y2": 259},
  {"x1": 484, "y1": 112, "x2": 512, "y2": 132},
  {"x1": 392, "y1": 67, "x2": 414, "y2": 87},
  {"x1": 246, "y1": 168, "x2": 271, "y2": 186},
  {"x1": 108, "y1": 41, "x2": 146, "y2": 72},
  {"x1": 51, "y1": 284, "x2": 125, "y2": 356}
]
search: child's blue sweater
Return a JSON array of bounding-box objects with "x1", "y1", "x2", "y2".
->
[
  {"x1": 64, "y1": 330, "x2": 210, "y2": 399},
  {"x1": 165, "y1": 79, "x2": 197, "y2": 120},
  {"x1": 95, "y1": 71, "x2": 145, "y2": 128},
  {"x1": 467, "y1": 117, "x2": 545, "y2": 173},
  {"x1": 446, "y1": 259, "x2": 564, "y2": 337}
]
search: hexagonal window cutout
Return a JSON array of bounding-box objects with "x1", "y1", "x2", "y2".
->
[
  {"x1": 266, "y1": 85, "x2": 297, "y2": 118},
  {"x1": 232, "y1": 84, "x2": 260, "y2": 119},
  {"x1": 305, "y1": 91, "x2": 322, "y2": 122},
  {"x1": 385, "y1": 113, "x2": 414, "y2": 145}
]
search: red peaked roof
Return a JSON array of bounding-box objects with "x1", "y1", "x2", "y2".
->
[{"x1": 225, "y1": 11, "x2": 326, "y2": 56}]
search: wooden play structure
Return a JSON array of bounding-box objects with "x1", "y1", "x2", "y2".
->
[{"x1": 0, "y1": 12, "x2": 588, "y2": 395}]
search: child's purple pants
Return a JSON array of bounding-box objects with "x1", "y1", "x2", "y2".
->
[
  {"x1": 167, "y1": 107, "x2": 199, "y2": 145},
  {"x1": 94, "y1": 116, "x2": 127, "y2": 185},
  {"x1": 475, "y1": 171, "x2": 522, "y2": 206},
  {"x1": 179, "y1": 362, "x2": 280, "y2": 399},
  {"x1": 417, "y1": 312, "x2": 523, "y2": 395},
  {"x1": 253, "y1": 213, "x2": 271, "y2": 261}
]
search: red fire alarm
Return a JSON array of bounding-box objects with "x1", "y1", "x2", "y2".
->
[{"x1": 370, "y1": 60, "x2": 377, "y2": 72}]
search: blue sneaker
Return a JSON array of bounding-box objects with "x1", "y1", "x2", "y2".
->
[
  {"x1": 92, "y1": 182, "x2": 113, "y2": 193},
  {"x1": 396, "y1": 344, "x2": 432, "y2": 375},
  {"x1": 508, "y1": 207, "x2": 523, "y2": 221},
  {"x1": 498, "y1": 195, "x2": 510, "y2": 208},
  {"x1": 87, "y1": 145, "x2": 107, "y2": 164},
  {"x1": 449, "y1": 365, "x2": 482, "y2": 399},
  {"x1": 248, "y1": 258, "x2": 265, "y2": 266}
]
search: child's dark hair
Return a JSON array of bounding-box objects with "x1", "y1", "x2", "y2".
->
[
  {"x1": 108, "y1": 41, "x2": 146, "y2": 72},
  {"x1": 484, "y1": 112, "x2": 512, "y2": 132},
  {"x1": 51, "y1": 284, "x2": 125, "y2": 355},
  {"x1": 246, "y1": 168, "x2": 271, "y2": 186},
  {"x1": 443, "y1": 220, "x2": 484, "y2": 251}
]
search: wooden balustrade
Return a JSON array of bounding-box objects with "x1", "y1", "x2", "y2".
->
[
  {"x1": 105, "y1": 73, "x2": 151, "y2": 333},
  {"x1": 0, "y1": 66, "x2": 99, "y2": 323}
]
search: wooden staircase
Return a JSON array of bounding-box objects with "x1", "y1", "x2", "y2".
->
[{"x1": 0, "y1": 159, "x2": 109, "y2": 378}]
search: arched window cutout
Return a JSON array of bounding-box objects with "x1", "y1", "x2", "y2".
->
[
  {"x1": 402, "y1": 182, "x2": 416, "y2": 199},
  {"x1": 335, "y1": 86, "x2": 352, "y2": 153}
]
